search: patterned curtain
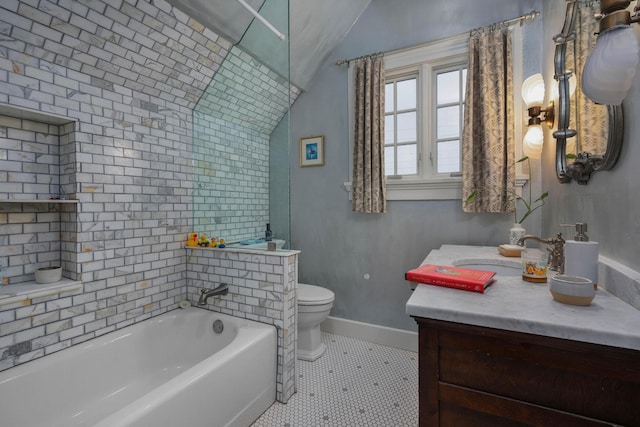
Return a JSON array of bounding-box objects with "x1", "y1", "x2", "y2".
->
[
  {"x1": 570, "y1": 1, "x2": 608, "y2": 156},
  {"x1": 352, "y1": 57, "x2": 386, "y2": 213},
  {"x1": 462, "y1": 26, "x2": 515, "y2": 213}
]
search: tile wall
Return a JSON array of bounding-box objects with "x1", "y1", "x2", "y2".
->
[
  {"x1": 187, "y1": 247, "x2": 299, "y2": 402},
  {"x1": 0, "y1": 0, "x2": 229, "y2": 371},
  {"x1": 0, "y1": 116, "x2": 78, "y2": 284},
  {"x1": 1, "y1": 0, "x2": 299, "y2": 403},
  {"x1": 192, "y1": 46, "x2": 299, "y2": 242}
]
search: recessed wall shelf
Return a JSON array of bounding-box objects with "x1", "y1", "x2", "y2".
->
[
  {"x1": 0, "y1": 279, "x2": 83, "y2": 307},
  {"x1": 0, "y1": 200, "x2": 79, "y2": 204},
  {"x1": 0, "y1": 103, "x2": 76, "y2": 125}
]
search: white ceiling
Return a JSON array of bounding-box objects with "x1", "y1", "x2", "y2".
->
[{"x1": 164, "y1": 0, "x2": 371, "y2": 90}]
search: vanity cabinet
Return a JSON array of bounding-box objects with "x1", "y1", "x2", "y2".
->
[{"x1": 414, "y1": 317, "x2": 640, "y2": 427}]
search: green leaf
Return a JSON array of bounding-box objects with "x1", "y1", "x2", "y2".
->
[
  {"x1": 566, "y1": 153, "x2": 577, "y2": 159},
  {"x1": 516, "y1": 156, "x2": 529, "y2": 163},
  {"x1": 534, "y1": 191, "x2": 549, "y2": 203},
  {"x1": 465, "y1": 191, "x2": 478, "y2": 202}
]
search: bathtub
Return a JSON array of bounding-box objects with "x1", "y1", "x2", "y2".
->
[{"x1": 0, "y1": 308, "x2": 276, "y2": 427}]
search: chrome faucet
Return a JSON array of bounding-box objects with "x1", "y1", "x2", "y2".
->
[
  {"x1": 517, "y1": 232, "x2": 566, "y2": 273},
  {"x1": 197, "y1": 283, "x2": 229, "y2": 305}
]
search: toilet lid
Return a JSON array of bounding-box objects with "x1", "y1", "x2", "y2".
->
[{"x1": 298, "y1": 283, "x2": 335, "y2": 305}]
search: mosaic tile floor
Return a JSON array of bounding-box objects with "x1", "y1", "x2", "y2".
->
[{"x1": 251, "y1": 332, "x2": 419, "y2": 427}]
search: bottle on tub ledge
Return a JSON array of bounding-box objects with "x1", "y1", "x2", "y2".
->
[
  {"x1": 265, "y1": 223, "x2": 272, "y2": 242},
  {"x1": 563, "y1": 222, "x2": 599, "y2": 289}
]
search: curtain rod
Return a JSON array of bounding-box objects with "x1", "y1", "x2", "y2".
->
[
  {"x1": 471, "y1": 10, "x2": 540, "y2": 34},
  {"x1": 335, "y1": 52, "x2": 383, "y2": 66},
  {"x1": 335, "y1": 10, "x2": 540, "y2": 67}
]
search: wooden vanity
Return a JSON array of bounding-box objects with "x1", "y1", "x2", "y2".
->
[
  {"x1": 414, "y1": 317, "x2": 640, "y2": 426},
  {"x1": 406, "y1": 245, "x2": 640, "y2": 427}
]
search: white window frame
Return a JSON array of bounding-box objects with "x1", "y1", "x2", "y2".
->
[{"x1": 344, "y1": 28, "x2": 527, "y2": 201}]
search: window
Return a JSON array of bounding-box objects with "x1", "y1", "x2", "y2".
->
[
  {"x1": 384, "y1": 64, "x2": 467, "y2": 181},
  {"x1": 380, "y1": 35, "x2": 469, "y2": 200},
  {"x1": 434, "y1": 65, "x2": 467, "y2": 175},
  {"x1": 385, "y1": 76, "x2": 419, "y2": 177},
  {"x1": 346, "y1": 29, "x2": 526, "y2": 201}
]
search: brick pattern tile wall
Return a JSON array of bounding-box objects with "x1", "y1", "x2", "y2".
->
[
  {"x1": 192, "y1": 114, "x2": 270, "y2": 242},
  {"x1": 192, "y1": 45, "x2": 301, "y2": 243},
  {"x1": 187, "y1": 248, "x2": 299, "y2": 403},
  {"x1": 0, "y1": 0, "x2": 300, "y2": 406},
  {"x1": 195, "y1": 46, "x2": 296, "y2": 134},
  {"x1": 0, "y1": 116, "x2": 61, "y2": 200},
  {"x1": 0, "y1": 116, "x2": 79, "y2": 284},
  {"x1": 0, "y1": 0, "x2": 230, "y2": 369}
]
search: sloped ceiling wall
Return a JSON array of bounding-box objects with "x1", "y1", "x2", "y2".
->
[{"x1": 164, "y1": 0, "x2": 371, "y2": 90}]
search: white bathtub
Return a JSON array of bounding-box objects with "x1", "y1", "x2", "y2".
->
[{"x1": 0, "y1": 308, "x2": 276, "y2": 427}]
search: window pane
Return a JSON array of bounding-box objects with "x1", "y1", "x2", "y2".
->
[
  {"x1": 396, "y1": 78, "x2": 416, "y2": 110},
  {"x1": 437, "y1": 71, "x2": 460, "y2": 104},
  {"x1": 462, "y1": 68, "x2": 467, "y2": 102},
  {"x1": 397, "y1": 144, "x2": 417, "y2": 175},
  {"x1": 437, "y1": 140, "x2": 460, "y2": 173},
  {"x1": 437, "y1": 106, "x2": 459, "y2": 139},
  {"x1": 385, "y1": 83, "x2": 394, "y2": 113},
  {"x1": 385, "y1": 146, "x2": 395, "y2": 176},
  {"x1": 397, "y1": 112, "x2": 416, "y2": 142},
  {"x1": 385, "y1": 115, "x2": 394, "y2": 145}
]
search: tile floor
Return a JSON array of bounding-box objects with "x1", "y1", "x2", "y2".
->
[{"x1": 251, "y1": 332, "x2": 419, "y2": 427}]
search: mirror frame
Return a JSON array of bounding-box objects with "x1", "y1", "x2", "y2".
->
[{"x1": 553, "y1": 0, "x2": 624, "y2": 185}]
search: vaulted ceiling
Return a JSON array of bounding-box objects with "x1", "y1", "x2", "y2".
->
[{"x1": 164, "y1": 0, "x2": 371, "y2": 90}]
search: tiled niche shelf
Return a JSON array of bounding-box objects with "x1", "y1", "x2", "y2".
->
[
  {"x1": 0, "y1": 104, "x2": 79, "y2": 286},
  {"x1": 0, "y1": 200, "x2": 79, "y2": 204},
  {"x1": 0, "y1": 103, "x2": 75, "y2": 125},
  {"x1": 0, "y1": 278, "x2": 83, "y2": 308}
]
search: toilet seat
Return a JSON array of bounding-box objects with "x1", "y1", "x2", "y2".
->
[{"x1": 298, "y1": 283, "x2": 334, "y2": 305}]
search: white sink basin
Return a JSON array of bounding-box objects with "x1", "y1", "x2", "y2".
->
[{"x1": 453, "y1": 258, "x2": 521, "y2": 276}]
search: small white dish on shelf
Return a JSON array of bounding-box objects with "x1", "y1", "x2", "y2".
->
[{"x1": 35, "y1": 266, "x2": 62, "y2": 284}]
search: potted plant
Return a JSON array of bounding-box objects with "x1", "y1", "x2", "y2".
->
[{"x1": 465, "y1": 156, "x2": 549, "y2": 244}]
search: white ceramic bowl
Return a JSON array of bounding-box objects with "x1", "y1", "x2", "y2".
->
[
  {"x1": 35, "y1": 266, "x2": 62, "y2": 284},
  {"x1": 549, "y1": 275, "x2": 595, "y2": 306}
]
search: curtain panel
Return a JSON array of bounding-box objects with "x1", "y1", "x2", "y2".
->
[
  {"x1": 352, "y1": 57, "x2": 386, "y2": 213},
  {"x1": 572, "y1": 1, "x2": 608, "y2": 156},
  {"x1": 462, "y1": 26, "x2": 515, "y2": 214}
]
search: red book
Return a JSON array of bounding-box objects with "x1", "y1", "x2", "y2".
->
[{"x1": 405, "y1": 264, "x2": 496, "y2": 293}]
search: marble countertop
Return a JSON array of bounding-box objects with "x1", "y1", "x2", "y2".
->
[{"x1": 406, "y1": 245, "x2": 640, "y2": 351}]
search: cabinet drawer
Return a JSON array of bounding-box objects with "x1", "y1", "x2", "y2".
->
[
  {"x1": 419, "y1": 318, "x2": 640, "y2": 426},
  {"x1": 439, "y1": 384, "x2": 613, "y2": 427}
]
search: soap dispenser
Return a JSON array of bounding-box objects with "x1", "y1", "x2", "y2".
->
[
  {"x1": 265, "y1": 223, "x2": 272, "y2": 242},
  {"x1": 564, "y1": 223, "x2": 599, "y2": 287}
]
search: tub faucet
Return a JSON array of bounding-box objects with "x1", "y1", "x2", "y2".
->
[
  {"x1": 517, "y1": 232, "x2": 565, "y2": 273},
  {"x1": 198, "y1": 283, "x2": 229, "y2": 305}
]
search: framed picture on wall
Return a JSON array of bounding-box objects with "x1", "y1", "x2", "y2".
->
[{"x1": 300, "y1": 135, "x2": 324, "y2": 167}]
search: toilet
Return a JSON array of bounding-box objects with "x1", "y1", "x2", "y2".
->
[{"x1": 297, "y1": 283, "x2": 335, "y2": 361}]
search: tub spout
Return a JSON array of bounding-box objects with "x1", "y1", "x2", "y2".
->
[{"x1": 198, "y1": 283, "x2": 229, "y2": 305}]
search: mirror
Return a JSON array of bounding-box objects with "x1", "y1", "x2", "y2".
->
[{"x1": 553, "y1": 0, "x2": 624, "y2": 185}]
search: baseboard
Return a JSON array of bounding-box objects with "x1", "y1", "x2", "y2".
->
[{"x1": 320, "y1": 316, "x2": 418, "y2": 353}]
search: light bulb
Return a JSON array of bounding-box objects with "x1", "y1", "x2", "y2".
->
[
  {"x1": 521, "y1": 73, "x2": 545, "y2": 107},
  {"x1": 523, "y1": 125, "x2": 544, "y2": 159},
  {"x1": 582, "y1": 26, "x2": 639, "y2": 105}
]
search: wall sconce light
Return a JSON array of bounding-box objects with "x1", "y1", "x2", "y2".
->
[
  {"x1": 521, "y1": 73, "x2": 555, "y2": 159},
  {"x1": 582, "y1": 0, "x2": 640, "y2": 104}
]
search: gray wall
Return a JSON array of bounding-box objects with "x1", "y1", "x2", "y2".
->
[
  {"x1": 290, "y1": 0, "x2": 542, "y2": 331},
  {"x1": 541, "y1": 1, "x2": 640, "y2": 272},
  {"x1": 270, "y1": 112, "x2": 291, "y2": 247}
]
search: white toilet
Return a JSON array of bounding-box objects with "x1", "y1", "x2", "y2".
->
[{"x1": 297, "y1": 283, "x2": 335, "y2": 361}]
